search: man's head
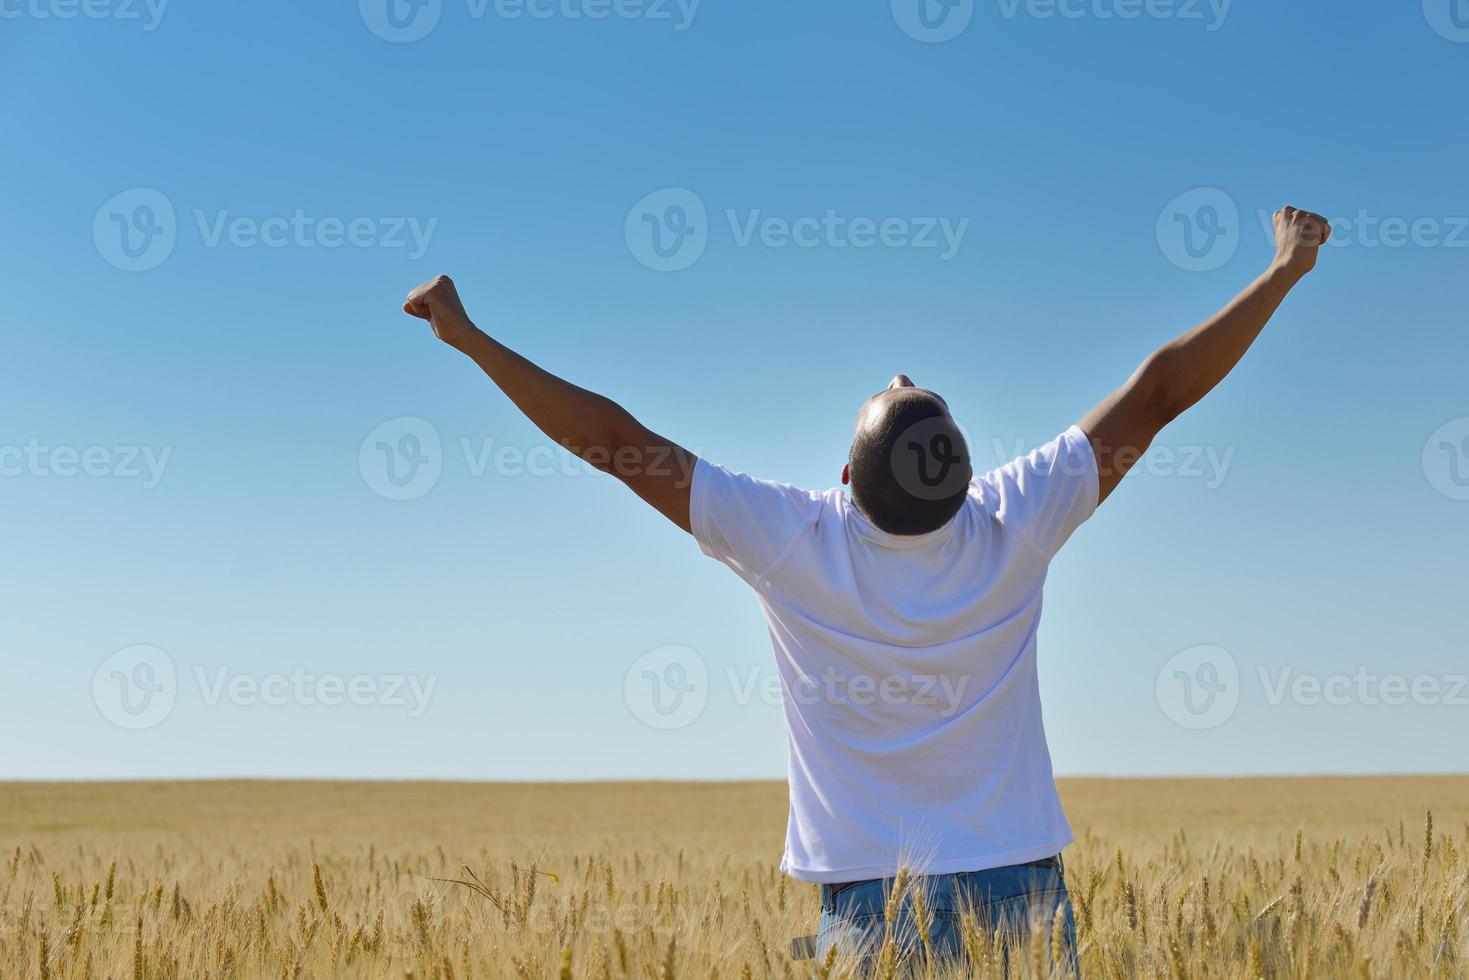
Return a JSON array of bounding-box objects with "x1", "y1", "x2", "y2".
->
[{"x1": 842, "y1": 375, "x2": 973, "y2": 536}]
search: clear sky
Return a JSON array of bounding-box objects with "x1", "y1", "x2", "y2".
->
[{"x1": 2, "y1": 0, "x2": 1466, "y2": 780}]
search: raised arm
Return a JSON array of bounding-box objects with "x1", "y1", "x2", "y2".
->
[
  {"x1": 1080, "y1": 205, "x2": 1331, "y2": 505},
  {"x1": 403, "y1": 275, "x2": 696, "y2": 532}
]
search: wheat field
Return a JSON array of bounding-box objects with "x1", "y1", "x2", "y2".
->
[{"x1": 0, "y1": 778, "x2": 1465, "y2": 979}]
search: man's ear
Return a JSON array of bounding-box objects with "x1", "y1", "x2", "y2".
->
[{"x1": 841, "y1": 463, "x2": 850, "y2": 485}]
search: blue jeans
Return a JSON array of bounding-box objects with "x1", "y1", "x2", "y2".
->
[{"x1": 816, "y1": 856, "x2": 1079, "y2": 975}]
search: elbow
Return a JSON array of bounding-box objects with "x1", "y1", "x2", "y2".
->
[
  {"x1": 583, "y1": 403, "x2": 646, "y2": 479},
  {"x1": 1138, "y1": 350, "x2": 1189, "y2": 428}
]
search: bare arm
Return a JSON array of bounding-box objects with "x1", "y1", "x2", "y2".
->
[
  {"x1": 1080, "y1": 205, "x2": 1332, "y2": 505},
  {"x1": 403, "y1": 276, "x2": 696, "y2": 532}
]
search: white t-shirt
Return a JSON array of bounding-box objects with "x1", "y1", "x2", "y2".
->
[{"x1": 691, "y1": 425, "x2": 1098, "y2": 883}]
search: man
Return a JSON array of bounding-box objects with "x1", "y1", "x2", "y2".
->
[{"x1": 402, "y1": 205, "x2": 1330, "y2": 971}]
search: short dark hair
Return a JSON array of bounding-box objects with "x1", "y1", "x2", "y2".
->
[{"x1": 848, "y1": 392, "x2": 972, "y2": 536}]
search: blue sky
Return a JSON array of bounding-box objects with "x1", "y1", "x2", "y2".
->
[{"x1": 2, "y1": 0, "x2": 1466, "y2": 779}]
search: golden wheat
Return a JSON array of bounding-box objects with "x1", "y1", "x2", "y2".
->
[{"x1": 0, "y1": 778, "x2": 1465, "y2": 978}]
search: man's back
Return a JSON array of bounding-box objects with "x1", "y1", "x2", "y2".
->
[
  {"x1": 691, "y1": 426, "x2": 1098, "y2": 882},
  {"x1": 402, "y1": 205, "x2": 1329, "y2": 967}
]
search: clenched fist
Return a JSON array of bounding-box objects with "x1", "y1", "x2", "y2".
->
[
  {"x1": 404, "y1": 275, "x2": 478, "y2": 348},
  {"x1": 1271, "y1": 206, "x2": 1332, "y2": 279}
]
